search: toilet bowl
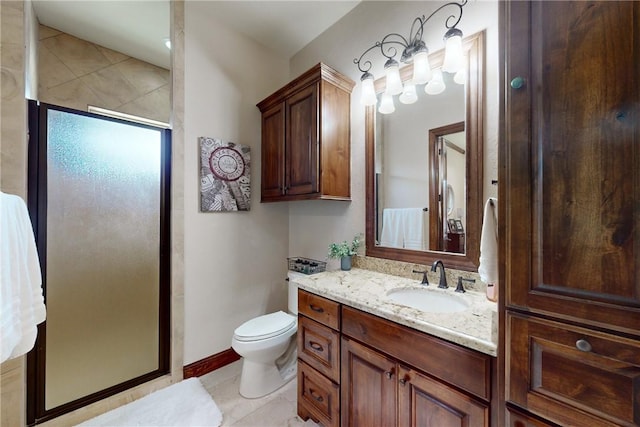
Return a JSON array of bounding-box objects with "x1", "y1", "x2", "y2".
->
[{"x1": 231, "y1": 281, "x2": 299, "y2": 398}]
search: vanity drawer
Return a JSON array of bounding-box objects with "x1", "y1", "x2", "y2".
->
[
  {"x1": 298, "y1": 315, "x2": 341, "y2": 382},
  {"x1": 341, "y1": 306, "x2": 491, "y2": 401},
  {"x1": 298, "y1": 360, "x2": 340, "y2": 427},
  {"x1": 298, "y1": 289, "x2": 340, "y2": 330},
  {"x1": 507, "y1": 312, "x2": 640, "y2": 427}
]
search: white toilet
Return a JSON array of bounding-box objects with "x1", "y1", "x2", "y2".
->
[{"x1": 231, "y1": 280, "x2": 298, "y2": 398}]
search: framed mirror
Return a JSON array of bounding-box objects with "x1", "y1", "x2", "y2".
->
[{"x1": 365, "y1": 31, "x2": 484, "y2": 271}]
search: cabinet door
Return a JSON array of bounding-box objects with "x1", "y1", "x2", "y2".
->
[
  {"x1": 341, "y1": 337, "x2": 397, "y2": 427},
  {"x1": 285, "y1": 83, "x2": 318, "y2": 196},
  {"x1": 507, "y1": 313, "x2": 640, "y2": 426},
  {"x1": 398, "y1": 366, "x2": 488, "y2": 427},
  {"x1": 503, "y1": 1, "x2": 640, "y2": 333},
  {"x1": 260, "y1": 102, "x2": 285, "y2": 199}
]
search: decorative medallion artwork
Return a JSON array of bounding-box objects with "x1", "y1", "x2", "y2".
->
[{"x1": 199, "y1": 136, "x2": 251, "y2": 212}]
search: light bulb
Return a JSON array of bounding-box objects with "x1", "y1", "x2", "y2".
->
[
  {"x1": 378, "y1": 92, "x2": 395, "y2": 114},
  {"x1": 442, "y1": 28, "x2": 463, "y2": 73},
  {"x1": 425, "y1": 69, "x2": 446, "y2": 95},
  {"x1": 360, "y1": 73, "x2": 378, "y2": 106},
  {"x1": 384, "y1": 58, "x2": 403, "y2": 95},
  {"x1": 412, "y1": 50, "x2": 432, "y2": 85},
  {"x1": 454, "y1": 68, "x2": 466, "y2": 85},
  {"x1": 399, "y1": 80, "x2": 418, "y2": 104}
]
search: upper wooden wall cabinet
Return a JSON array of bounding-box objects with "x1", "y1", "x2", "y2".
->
[{"x1": 257, "y1": 63, "x2": 354, "y2": 202}]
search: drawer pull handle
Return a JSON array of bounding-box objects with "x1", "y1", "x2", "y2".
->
[
  {"x1": 576, "y1": 339, "x2": 592, "y2": 352},
  {"x1": 309, "y1": 389, "x2": 324, "y2": 403},
  {"x1": 385, "y1": 371, "x2": 393, "y2": 379},
  {"x1": 309, "y1": 341, "x2": 324, "y2": 352},
  {"x1": 309, "y1": 304, "x2": 324, "y2": 313}
]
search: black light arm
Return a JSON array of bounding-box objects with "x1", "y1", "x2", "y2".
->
[{"x1": 353, "y1": 0, "x2": 468, "y2": 74}]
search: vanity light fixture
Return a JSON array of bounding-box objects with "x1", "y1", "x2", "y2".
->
[{"x1": 354, "y1": 0, "x2": 467, "y2": 112}]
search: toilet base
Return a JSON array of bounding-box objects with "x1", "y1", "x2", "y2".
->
[{"x1": 238, "y1": 358, "x2": 296, "y2": 399}]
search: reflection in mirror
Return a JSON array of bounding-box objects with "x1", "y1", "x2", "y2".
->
[
  {"x1": 366, "y1": 32, "x2": 484, "y2": 271},
  {"x1": 428, "y1": 123, "x2": 466, "y2": 253}
]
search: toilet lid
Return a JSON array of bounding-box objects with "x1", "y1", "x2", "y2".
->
[{"x1": 234, "y1": 311, "x2": 296, "y2": 342}]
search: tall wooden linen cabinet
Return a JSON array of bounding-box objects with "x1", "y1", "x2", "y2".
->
[{"x1": 501, "y1": 2, "x2": 639, "y2": 426}]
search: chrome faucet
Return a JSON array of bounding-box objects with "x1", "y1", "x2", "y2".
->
[{"x1": 431, "y1": 260, "x2": 448, "y2": 289}]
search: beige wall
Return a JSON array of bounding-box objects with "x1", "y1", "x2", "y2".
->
[
  {"x1": 38, "y1": 25, "x2": 170, "y2": 123},
  {"x1": 288, "y1": 1, "x2": 500, "y2": 268}
]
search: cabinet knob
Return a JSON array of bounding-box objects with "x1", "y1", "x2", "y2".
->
[
  {"x1": 385, "y1": 370, "x2": 393, "y2": 379},
  {"x1": 510, "y1": 76, "x2": 525, "y2": 89},
  {"x1": 399, "y1": 378, "x2": 407, "y2": 386},
  {"x1": 576, "y1": 339, "x2": 592, "y2": 352}
]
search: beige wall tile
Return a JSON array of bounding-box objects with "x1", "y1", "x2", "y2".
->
[
  {"x1": 38, "y1": 24, "x2": 61, "y2": 40},
  {"x1": 38, "y1": 42, "x2": 76, "y2": 90},
  {"x1": 0, "y1": 1, "x2": 24, "y2": 45},
  {"x1": 96, "y1": 45, "x2": 130, "y2": 65},
  {"x1": 0, "y1": 357, "x2": 25, "y2": 427},
  {"x1": 39, "y1": 78, "x2": 102, "y2": 112},
  {"x1": 41, "y1": 33, "x2": 111, "y2": 77},
  {"x1": 118, "y1": 84, "x2": 170, "y2": 123},
  {"x1": 115, "y1": 58, "x2": 169, "y2": 96},
  {"x1": 79, "y1": 65, "x2": 139, "y2": 109}
]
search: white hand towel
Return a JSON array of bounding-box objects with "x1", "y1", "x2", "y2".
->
[
  {"x1": 402, "y1": 208, "x2": 426, "y2": 250},
  {"x1": 1, "y1": 192, "x2": 46, "y2": 363},
  {"x1": 478, "y1": 198, "x2": 498, "y2": 284},
  {"x1": 379, "y1": 208, "x2": 403, "y2": 248}
]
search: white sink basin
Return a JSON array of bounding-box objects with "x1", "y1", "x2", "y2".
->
[{"x1": 386, "y1": 288, "x2": 469, "y2": 313}]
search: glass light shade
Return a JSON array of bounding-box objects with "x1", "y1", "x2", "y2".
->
[
  {"x1": 360, "y1": 74, "x2": 378, "y2": 106},
  {"x1": 454, "y1": 68, "x2": 466, "y2": 85},
  {"x1": 442, "y1": 28, "x2": 464, "y2": 73},
  {"x1": 412, "y1": 51, "x2": 432, "y2": 85},
  {"x1": 399, "y1": 81, "x2": 418, "y2": 104},
  {"x1": 425, "y1": 69, "x2": 446, "y2": 95},
  {"x1": 378, "y1": 92, "x2": 395, "y2": 114},
  {"x1": 384, "y1": 59, "x2": 404, "y2": 95}
]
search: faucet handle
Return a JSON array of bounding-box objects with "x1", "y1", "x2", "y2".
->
[
  {"x1": 456, "y1": 277, "x2": 476, "y2": 293},
  {"x1": 412, "y1": 270, "x2": 429, "y2": 285}
]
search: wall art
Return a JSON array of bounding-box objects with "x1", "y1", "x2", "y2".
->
[{"x1": 199, "y1": 136, "x2": 250, "y2": 212}]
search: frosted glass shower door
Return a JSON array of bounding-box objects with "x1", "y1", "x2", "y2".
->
[{"x1": 30, "y1": 104, "x2": 170, "y2": 416}]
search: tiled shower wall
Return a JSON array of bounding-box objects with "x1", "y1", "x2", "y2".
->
[{"x1": 38, "y1": 25, "x2": 170, "y2": 123}]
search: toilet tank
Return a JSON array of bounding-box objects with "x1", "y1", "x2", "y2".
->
[{"x1": 288, "y1": 278, "x2": 299, "y2": 315}]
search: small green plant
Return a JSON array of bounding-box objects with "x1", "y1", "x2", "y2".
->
[{"x1": 328, "y1": 233, "x2": 363, "y2": 259}]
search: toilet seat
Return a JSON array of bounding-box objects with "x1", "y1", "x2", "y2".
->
[{"x1": 233, "y1": 311, "x2": 296, "y2": 342}]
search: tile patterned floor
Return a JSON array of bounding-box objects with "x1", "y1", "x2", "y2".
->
[{"x1": 199, "y1": 361, "x2": 320, "y2": 427}]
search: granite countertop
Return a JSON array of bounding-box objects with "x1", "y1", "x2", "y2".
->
[{"x1": 289, "y1": 268, "x2": 498, "y2": 357}]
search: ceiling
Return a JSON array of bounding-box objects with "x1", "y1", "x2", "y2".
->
[{"x1": 32, "y1": 1, "x2": 360, "y2": 70}]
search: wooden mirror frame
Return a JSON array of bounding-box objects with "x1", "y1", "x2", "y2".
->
[{"x1": 365, "y1": 31, "x2": 484, "y2": 271}]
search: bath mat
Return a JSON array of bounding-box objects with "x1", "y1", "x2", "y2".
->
[{"x1": 77, "y1": 378, "x2": 223, "y2": 426}]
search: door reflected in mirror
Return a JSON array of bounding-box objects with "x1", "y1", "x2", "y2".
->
[{"x1": 365, "y1": 31, "x2": 484, "y2": 271}]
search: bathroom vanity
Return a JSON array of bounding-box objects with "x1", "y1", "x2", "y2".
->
[{"x1": 291, "y1": 269, "x2": 498, "y2": 427}]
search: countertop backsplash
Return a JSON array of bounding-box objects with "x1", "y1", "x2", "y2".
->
[{"x1": 352, "y1": 255, "x2": 486, "y2": 293}]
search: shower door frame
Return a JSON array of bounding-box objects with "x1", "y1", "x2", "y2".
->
[{"x1": 25, "y1": 101, "x2": 171, "y2": 425}]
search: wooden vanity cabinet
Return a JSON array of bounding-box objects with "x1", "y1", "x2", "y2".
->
[
  {"x1": 341, "y1": 306, "x2": 490, "y2": 427},
  {"x1": 257, "y1": 63, "x2": 354, "y2": 202},
  {"x1": 297, "y1": 290, "x2": 341, "y2": 427},
  {"x1": 502, "y1": 1, "x2": 640, "y2": 426},
  {"x1": 296, "y1": 289, "x2": 494, "y2": 427}
]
